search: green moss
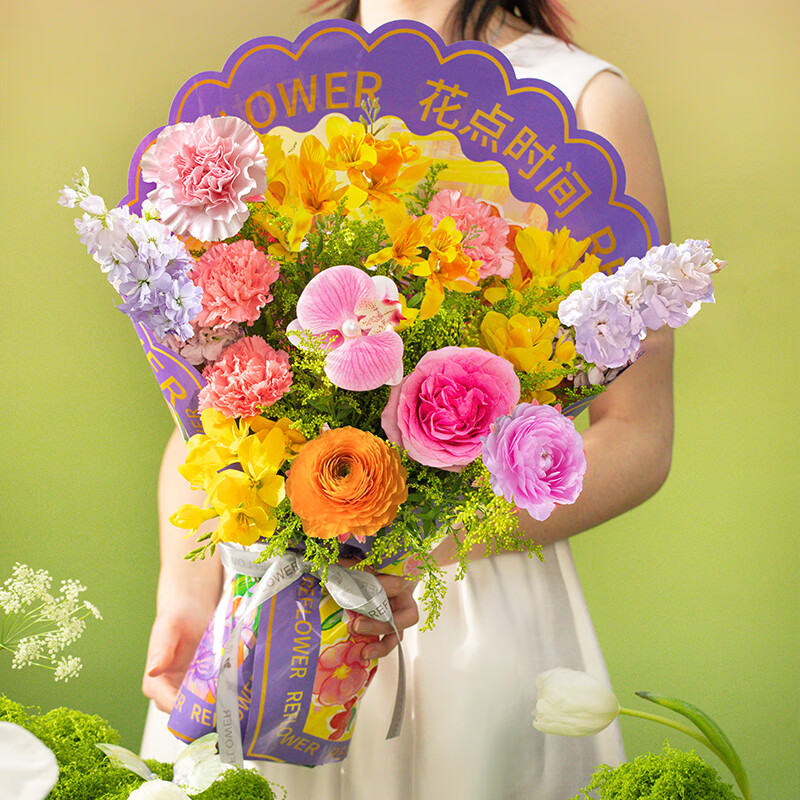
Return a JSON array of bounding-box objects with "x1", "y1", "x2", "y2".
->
[
  {"x1": 194, "y1": 768, "x2": 278, "y2": 799},
  {"x1": 0, "y1": 696, "x2": 279, "y2": 799},
  {"x1": 572, "y1": 745, "x2": 741, "y2": 800}
]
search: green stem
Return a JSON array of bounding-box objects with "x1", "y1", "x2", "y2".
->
[
  {"x1": 619, "y1": 707, "x2": 727, "y2": 763},
  {"x1": 619, "y1": 707, "x2": 752, "y2": 800}
]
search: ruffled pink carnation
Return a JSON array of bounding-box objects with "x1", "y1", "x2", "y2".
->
[
  {"x1": 427, "y1": 189, "x2": 513, "y2": 279},
  {"x1": 381, "y1": 346, "x2": 520, "y2": 470},
  {"x1": 481, "y1": 402, "x2": 586, "y2": 520},
  {"x1": 199, "y1": 336, "x2": 292, "y2": 417},
  {"x1": 141, "y1": 115, "x2": 268, "y2": 242},
  {"x1": 190, "y1": 240, "x2": 279, "y2": 328}
]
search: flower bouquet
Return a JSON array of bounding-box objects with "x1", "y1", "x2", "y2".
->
[{"x1": 61, "y1": 21, "x2": 722, "y2": 767}]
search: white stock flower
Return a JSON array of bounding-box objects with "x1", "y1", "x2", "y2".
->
[
  {"x1": 57, "y1": 186, "x2": 79, "y2": 208},
  {"x1": 78, "y1": 194, "x2": 107, "y2": 215},
  {"x1": 532, "y1": 667, "x2": 620, "y2": 736}
]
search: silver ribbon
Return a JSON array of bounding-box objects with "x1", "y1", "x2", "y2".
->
[{"x1": 215, "y1": 544, "x2": 406, "y2": 766}]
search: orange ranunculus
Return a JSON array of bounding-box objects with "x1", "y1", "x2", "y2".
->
[{"x1": 285, "y1": 427, "x2": 407, "y2": 540}]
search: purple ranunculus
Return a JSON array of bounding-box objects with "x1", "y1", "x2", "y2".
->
[
  {"x1": 481, "y1": 402, "x2": 586, "y2": 520},
  {"x1": 381, "y1": 346, "x2": 520, "y2": 470}
]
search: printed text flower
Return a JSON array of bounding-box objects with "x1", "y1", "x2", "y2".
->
[{"x1": 313, "y1": 639, "x2": 373, "y2": 707}]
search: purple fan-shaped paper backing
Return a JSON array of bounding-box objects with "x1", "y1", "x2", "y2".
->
[{"x1": 123, "y1": 20, "x2": 659, "y2": 434}]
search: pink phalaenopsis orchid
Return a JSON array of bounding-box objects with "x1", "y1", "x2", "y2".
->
[{"x1": 288, "y1": 265, "x2": 404, "y2": 391}]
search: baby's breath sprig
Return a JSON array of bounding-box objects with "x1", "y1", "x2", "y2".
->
[{"x1": 0, "y1": 564, "x2": 102, "y2": 682}]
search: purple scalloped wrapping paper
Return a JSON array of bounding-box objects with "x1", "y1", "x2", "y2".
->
[{"x1": 126, "y1": 21, "x2": 657, "y2": 435}]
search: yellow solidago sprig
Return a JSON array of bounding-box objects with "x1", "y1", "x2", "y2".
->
[
  {"x1": 170, "y1": 409, "x2": 305, "y2": 556},
  {"x1": 480, "y1": 311, "x2": 576, "y2": 405}
]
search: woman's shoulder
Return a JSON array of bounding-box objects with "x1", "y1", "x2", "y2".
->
[{"x1": 499, "y1": 30, "x2": 624, "y2": 108}]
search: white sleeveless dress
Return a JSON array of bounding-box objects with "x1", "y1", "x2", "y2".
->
[{"x1": 141, "y1": 31, "x2": 627, "y2": 800}]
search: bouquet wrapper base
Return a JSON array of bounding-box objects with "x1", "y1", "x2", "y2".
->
[{"x1": 168, "y1": 546, "x2": 404, "y2": 766}]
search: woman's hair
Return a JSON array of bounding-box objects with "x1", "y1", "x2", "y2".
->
[{"x1": 311, "y1": 1, "x2": 573, "y2": 44}]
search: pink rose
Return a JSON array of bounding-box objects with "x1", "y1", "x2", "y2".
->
[
  {"x1": 481, "y1": 402, "x2": 586, "y2": 520},
  {"x1": 141, "y1": 115, "x2": 267, "y2": 242},
  {"x1": 382, "y1": 346, "x2": 520, "y2": 470},
  {"x1": 199, "y1": 336, "x2": 292, "y2": 417},
  {"x1": 190, "y1": 240, "x2": 279, "y2": 328}
]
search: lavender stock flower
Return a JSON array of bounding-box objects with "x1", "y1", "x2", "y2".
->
[
  {"x1": 557, "y1": 271, "x2": 646, "y2": 369},
  {"x1": 558, "y1": 239, "x2": 723, "y2": 368},
  {"x1": 62, "y1": 170, "x2": 203, "y2": 340}
]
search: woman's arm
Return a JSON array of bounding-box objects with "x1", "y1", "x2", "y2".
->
[
  {"x1": 437, "y1": 71, "x2": 674, "y2": 560},
  {"x1": 142, "y1": 428, "x2": 224, "y2": 712}
]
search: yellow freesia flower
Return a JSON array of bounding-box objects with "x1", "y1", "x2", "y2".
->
[
  {"x1": 177, "y1": 437, "x2": 232, "y2": 490},
  {"x1": 171, "y1": 412, "x2": 303, "y2": 547},
  {"x1": 169, "y1": 504, "x2": 217, "y2": 534},
  {"x1": 216, "y1": 505, "x2": 276, "y2": 546},
  {"x1": 200, "y1": 408, "x2": 253, "y2": 453},
  {"x1": 250, "y1": 416, "x2": 306, "y2": 458}
]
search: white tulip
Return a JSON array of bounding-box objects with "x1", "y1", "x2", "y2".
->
[
  {"x1": 532, "y1": 667, "x2": 620, "y2": 736},
  {"x1": 127, "y1": 779, "x2": 192, "y2": 799},
  {"x1": 0, "y1": 722, "x2": 59, "y2": 800}
]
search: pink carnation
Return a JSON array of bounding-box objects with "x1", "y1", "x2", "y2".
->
[
  {"x1": 199, "y1": 336, "x2": 292, "y2": 417},
  {"x1": 481, "y1": 403, "x2": 586, "y2": 520},
  {"x1": 190, "y1": 240, "x2": 279, "y2": 328},
  {"x1": 159, "y1": 321, "x2": 242, "y2": 367},
  {"x1": 140, "y1": 115, "x2": 267, "y2": 242},
  {"x1": 427, "y1": 189, "x2": 513, "y2": 279},
  {"x1": 381, "y1": 346, "x2": 520, "y2": 470}
]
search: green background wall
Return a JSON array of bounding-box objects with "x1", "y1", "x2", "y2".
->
[{"x1": 1, "y1": 1, "x2": 797, "y2": 797}]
